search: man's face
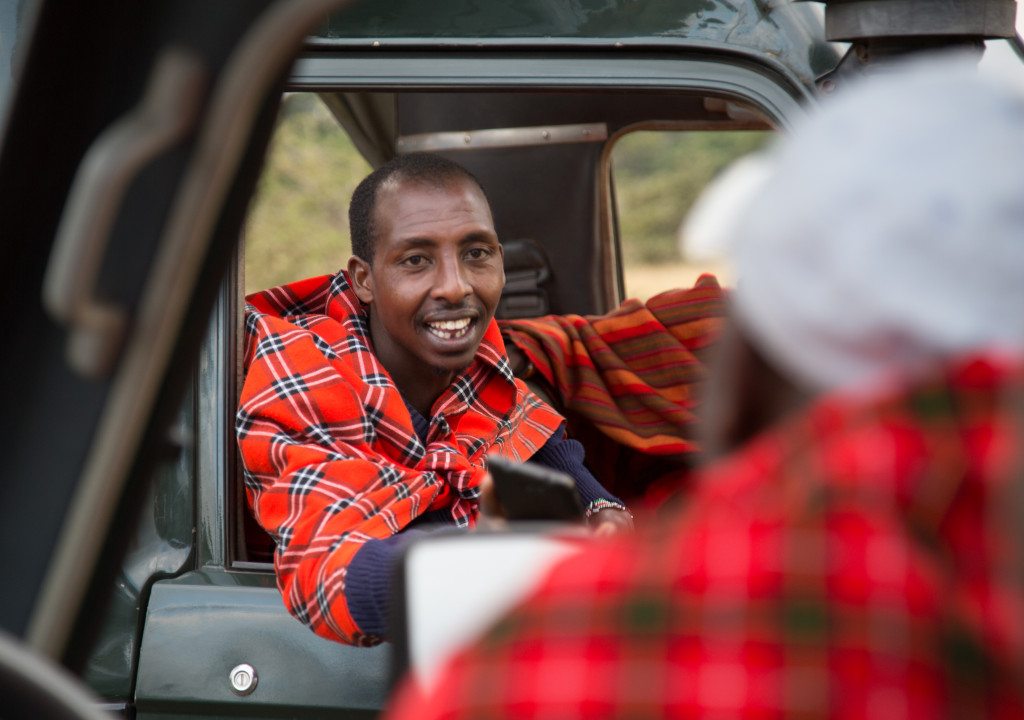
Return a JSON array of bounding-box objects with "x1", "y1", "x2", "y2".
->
[{"x1": 349, "y1": 176, "x2": 505, "y2": 390}]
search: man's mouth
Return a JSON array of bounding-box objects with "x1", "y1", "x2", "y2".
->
[{"x1": 425, "y1": 317, "x2": 473, "y2": 340}]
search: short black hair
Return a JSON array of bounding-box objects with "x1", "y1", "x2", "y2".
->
[{"x1": 348, "y1": 152, "x2": 490, "y2": 263}]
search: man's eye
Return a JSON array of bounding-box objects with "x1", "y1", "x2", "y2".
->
[
  {"x1": 466, "y1": 247, "x2": 492, "y2": 261},
  {"x1": 402, "y1": 255, "x2": 426, "y2": 267}
]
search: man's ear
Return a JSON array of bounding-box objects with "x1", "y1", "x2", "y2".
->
[
  {"x1": 496, "y1": 242, "x2": 505, "y2": 288},
  {"x1": 348, "y1": 255, "x2": 374, "y2": 304}
]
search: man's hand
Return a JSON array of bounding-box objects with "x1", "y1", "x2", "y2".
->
[
  {"x1": 479, "y1": 471, "x2": 632, "y2": 536},
  {"x1": 476, "y1": 472, "x2": 508, "y2": 530},
  {"x1": 588, "y1": 507, "x2": 634, "y2": 536}
]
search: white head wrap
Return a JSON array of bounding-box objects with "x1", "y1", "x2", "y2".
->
[
  {"x1": 680, "y1": 153, "x2": 774, "y2": 263},
  {"x1": 728, "y1": 53, "x2": 1024, "y2": 393}
]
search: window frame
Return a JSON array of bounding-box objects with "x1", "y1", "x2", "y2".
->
[
  {"x1": 200, "y1": 49, "x2": 811, "y2": 571},
  {"x1": 602, "y1": 119, "x2": 774, "y2": 301}
]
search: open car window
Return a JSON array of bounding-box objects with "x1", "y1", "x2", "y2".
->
[
  {"x1": 242, "y1": 94, "x2": 772, "y2": 302},
  {"x1": 228, "y1": 81, "x2": 781, "y2": 565}
]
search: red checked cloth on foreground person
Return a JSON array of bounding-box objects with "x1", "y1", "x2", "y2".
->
[
  {"x1": 500, "y1": 274, "x2": 725, "y2": 503},
  {"x1": 388, "y1": 354, "x2": 1024, "y2": 719},
  {"x1": 237, "y1": 271, "x2": 564, "y2": 646}
]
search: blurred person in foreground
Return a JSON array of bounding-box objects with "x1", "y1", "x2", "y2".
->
[{"x1": 387, "y1": 55, "x2": 1024, "y2": 718}]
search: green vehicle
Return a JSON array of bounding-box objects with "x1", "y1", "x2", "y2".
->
[{"x1": 1, "y1": 1, "x2": 1020, "y2": 718}]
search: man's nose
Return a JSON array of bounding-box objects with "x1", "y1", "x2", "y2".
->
[{"x1": 432, "y1": 257, "x2": 472, "y2": 303}]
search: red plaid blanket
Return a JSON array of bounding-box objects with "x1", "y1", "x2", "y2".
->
[
  {"x1": 500, "y1": 275, "x2": 725, "y2": 502},
  {"x1": 389, "y1": 353, "x2": 1024, "y2": 718},
  {"x1": 237, "y1": 272, "x2": 564, "y2": 645}
]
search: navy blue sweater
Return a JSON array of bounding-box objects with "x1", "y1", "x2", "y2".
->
[{"x1": 345, "y1": 401, "x2": 623, "y2": 638}]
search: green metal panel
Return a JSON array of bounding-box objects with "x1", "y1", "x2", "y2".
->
[
  {"x1": 195, "y1": 278, "x2": 238, "y2": 569},
  {"x1": 291, "y1": 52, "x2": 812, "y2": 126},
  {"x1": 83, "y1": 388, "x2": 196, "y2": 701},
  {"x1": 135, "y1": 572, "x2": 391, "y2": 719},
  {"x1": 315, "y1": 0, "x2": 840, "y2": 85}
]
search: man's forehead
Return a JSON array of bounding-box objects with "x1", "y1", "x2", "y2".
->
[
  {"x1": 378, "y1": 173, "x2": 487, "y2": 205},
  {"x1": 373, "y1": 175, "x2": 494, "y2": 232}
]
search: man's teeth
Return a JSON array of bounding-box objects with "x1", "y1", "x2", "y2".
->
[{"x1": 427, "y1": 317, "x2": 472, "y2": 339}]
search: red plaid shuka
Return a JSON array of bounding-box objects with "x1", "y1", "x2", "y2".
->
[
  {"x1": 237, "y1": 272, "x2": 564, "y2": 645},
  {"x1": 388, "y1": 353, "x2": 1024, "y2": 718},
  {"x1": 500, "y1": 275, "x2": 725, "y2": 502}
]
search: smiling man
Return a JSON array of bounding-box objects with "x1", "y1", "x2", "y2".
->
[
  {"x1": 237, "y1": 153, "x2": 628, "y2": 646},
  {"x1": 346, "y1": 159, "x2": 506, "y2": 418}
]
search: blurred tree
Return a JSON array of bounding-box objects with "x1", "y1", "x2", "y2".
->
[
  {"x1": 244, "y1": 93, "x2": 371, "y2": 294},
  {"x1": 612, "y1": 130, "x2": 767, "y2": 265}
]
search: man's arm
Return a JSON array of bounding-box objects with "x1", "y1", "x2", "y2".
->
[
  {"x1": 240, "y1": 429, "x2": 445, "y2": 646},
  {"x1": 531, "y1": 425, "x2": 632, "y2": 532},
  {"x1": 238, "y1": 310, "x2": 448, "y2": 646}
]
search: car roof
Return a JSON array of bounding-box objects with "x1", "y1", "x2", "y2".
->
[{"x1": 312, "y1": 0, "x2": 840, "y2": 92}]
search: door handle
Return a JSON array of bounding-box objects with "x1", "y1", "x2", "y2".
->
[{"x1": 43, "y1": 48, "x2": 205, "y2": 378}]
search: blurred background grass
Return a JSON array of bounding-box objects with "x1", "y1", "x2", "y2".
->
[{"x1": 244, "y1": 94, "x2": 764, "y2": 299}]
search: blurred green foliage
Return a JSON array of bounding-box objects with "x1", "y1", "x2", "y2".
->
[
  {"x1": 611, "y1": 130, "x2": 767, "y2": 265},
  {"x1": 244, "y1": 93, "x2": 370, "y2": 294},
  {"x1": 244, "y1": 94, "x2": 767, "y2": 292}
]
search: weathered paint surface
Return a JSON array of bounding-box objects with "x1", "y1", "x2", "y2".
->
[{"x1": 318, "y1": 0, "x2": 839, "y2": 83}]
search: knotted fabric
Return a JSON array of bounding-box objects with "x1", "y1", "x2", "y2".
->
[{"x1": 237, "y1": 271, "x2": 563, "y2": 645}]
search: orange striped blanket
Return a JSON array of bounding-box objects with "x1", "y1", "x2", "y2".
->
[{"x1": 499, "y1": 275, "x2": 726, "y2": 504}]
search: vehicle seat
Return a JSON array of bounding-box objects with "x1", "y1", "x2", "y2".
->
[{"x1": 496, "y1": 238, "x2": 552, "y2": 319}]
